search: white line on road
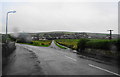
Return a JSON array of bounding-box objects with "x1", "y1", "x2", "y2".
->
[
  {"x1": 88, "y1": 64, "x2": 120, "y2": 76},
  {"x1": 55, "y1": 49, "x2": 77, "y2": 62},
  {"x1": 65, "y1": 55, "x2": 77, "y2": 61}
]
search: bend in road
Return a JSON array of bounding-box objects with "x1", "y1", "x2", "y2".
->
[
  {"x1": 19, "y1": 40, "x2": 119, "y2": 75},
  {"x1": 3, "y1": 41, "x2": 120, "y2": 76}
]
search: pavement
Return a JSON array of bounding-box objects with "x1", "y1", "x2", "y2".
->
[{"x1": 3, "y1": 41, "x2": 120, "y2": 76}]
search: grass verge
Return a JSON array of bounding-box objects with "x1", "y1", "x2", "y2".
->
[
  {"x1": 55, "y1": 39, "x2": 79, "y2": 49},
  {"x1": 54, "y1": 41, "x2": 67, "y2": 49}
]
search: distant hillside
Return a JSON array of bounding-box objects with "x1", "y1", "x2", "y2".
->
[
  {"x1": 10, "y1": 31, "x2": 118, "y2": 40},
  {"x1": 26, "y1": 31, "x2": 118, "y2": 40}
]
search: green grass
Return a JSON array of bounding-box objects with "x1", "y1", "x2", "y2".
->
[
  {"x1": 54, "y1": 41, "x2": 67, "y2": 49},
  {"x1": 55, "y1": 39, "x2": 119, "y2": 50},
  {"x1": 55, "y1": 39, "x2": 79, "y2": 49},
  {"x1": 55, "y1": 39, "x2": 120, "y2": 60},
  {"x1": 19, "y1": 40, "x2": 52, "y2": 47}
]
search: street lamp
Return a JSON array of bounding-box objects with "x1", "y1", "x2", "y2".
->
[{"x1": 6, "y1": 11, "x2": 16, "y2": 43}]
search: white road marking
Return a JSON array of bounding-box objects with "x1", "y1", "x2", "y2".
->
[
  {"x1": 88, "y1": 64, "x2": 120, "y2": 76},
  {"x1": 65, "y1": 55, "x2": 77, "y2": 61}
]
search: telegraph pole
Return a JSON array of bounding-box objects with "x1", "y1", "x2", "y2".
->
[{"x1": 107, "y1": 30, "x2": 113, "y2": 40}]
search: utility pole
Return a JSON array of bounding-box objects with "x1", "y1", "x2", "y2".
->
[{"x1": 107, "y1": 30, "x2": 113, "y2": 40}]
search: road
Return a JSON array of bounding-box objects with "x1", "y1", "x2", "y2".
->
[{"x1": 3, "y1": 41, "x2": 120, "y2": 76}]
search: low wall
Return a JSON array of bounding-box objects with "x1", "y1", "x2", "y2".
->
[
  {"x1": 80, "y1": 48, "x2": 119, "y2": 65},
  {"x1": 0, "y1": 43, "x2": 2, "y2": 76},
  {"x1": 2, "y1": 42, "x2": 16, "y2": 69}
]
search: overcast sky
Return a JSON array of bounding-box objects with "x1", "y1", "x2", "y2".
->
[{"x1": 1, "y1": 0, "x2": 119, "y2": 34}]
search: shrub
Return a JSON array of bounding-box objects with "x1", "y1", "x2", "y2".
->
[
  {"x1": 41, "y1": 43, "x2": 44, "y2": 45},
  {"x1": 77, "y1": 39, "x2": 89, "y2": 52},
  {"x1": 115, "y1": 39, "x2": 120, "y2": 51},
  {"x1": 86, "y1": 39, "x2": 117, "y2": 50}
]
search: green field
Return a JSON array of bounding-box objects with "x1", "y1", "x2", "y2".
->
[
  {"x1": 55, "y1": 39, "x2": 80, "y2": 50},
  {"x1": 20, "y1": 40, "x2": 52, "y2": 47}
]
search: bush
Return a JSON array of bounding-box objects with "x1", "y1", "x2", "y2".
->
[
  {"x1": 86, "y1": 39, "x2": 117, "y2": 50},
  {"x1": 41, "y1": 43, "x2": 44, "y2": 45},
  {"x1": 115, "y1": 39, "x2": 120, "y2": 51},
  {"x1": 77, "y1": 39, "x2": 89, "y2": 52}
]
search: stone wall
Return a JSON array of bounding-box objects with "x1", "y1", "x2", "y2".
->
[{"x1": 2, "y1": 42, "x2": 16, "y2": 69}]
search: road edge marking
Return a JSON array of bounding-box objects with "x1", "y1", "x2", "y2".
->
[{"x1": 88, "y1": 64, "x2": 120, "y2": 76}]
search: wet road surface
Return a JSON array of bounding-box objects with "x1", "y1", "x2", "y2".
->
[
  {"x1": 3, "y1": 41, "x2": 120, "y2": 76},
  {"x1": 3, "y1": 44, "x2": 44, "y2": 75}
]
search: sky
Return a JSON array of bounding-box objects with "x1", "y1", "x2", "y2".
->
[{"x1": 0, "y1": 0, "x2": 119, "y2": 34}]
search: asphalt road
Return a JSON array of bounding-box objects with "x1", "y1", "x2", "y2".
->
[{"x1": 4, "y1": 41, "x2": 120, "y2": 76}]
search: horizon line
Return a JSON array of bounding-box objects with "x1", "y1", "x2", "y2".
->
[{"x1": 0, "y1": 31, "x2": 118, "y2": 34}]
